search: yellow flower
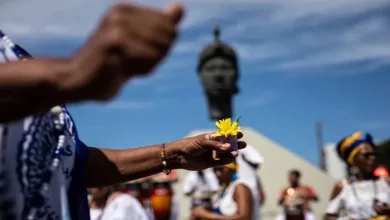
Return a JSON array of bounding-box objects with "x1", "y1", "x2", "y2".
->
[{"x1": 215, "y1": 118, "x2": 241, "y2": 137}]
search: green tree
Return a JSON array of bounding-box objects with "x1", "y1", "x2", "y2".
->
[{"x1": 377, "y1": 139, "x2": 390, "y2": 169}]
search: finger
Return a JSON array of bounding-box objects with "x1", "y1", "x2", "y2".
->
[
  {"x1": 125, "y1": 21, "x2": 173, "y2": 54},
  {"x1": 210, "y1": 132, "x2": 243, "y2": 140},
  {"x1": 202, "y1": 138, "x2": 230, "y2": 152},
  {"x1": 206, "y1": 133, "x2": 217, "y2": 140},
  {"x1": 163, "y1": 3, "x2": 184, "y2": 25},
  {"x1": 230, "y1": 151, "x2": 238, "y2": 157},
  {"x1": 112, "y1": 5, "x2": 177, "y2": 48},
  {"x1": 216, "y1": 150, "x2": 238, "y2": 158},
  {"x1": 122, "y1": 14, "x2": 176, "y2": 50},
  {"x1": 210, "y1": 155, "x2": 235, "y2": 167},
  {"x1": 122, "y1": 40, "x2": 162, "y2": 74},
  {"x1": 238, "y1": 141, "x2": 247, "y2": 149},
  {"x1": 212, "y1": 150, "x2": 219, "y2": 160}
]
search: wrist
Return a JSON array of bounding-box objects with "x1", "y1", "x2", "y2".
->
[
  {"x1": 164, "y1": 142, "x2": 183, "y2": 170},
  {"x1": 47, "y1": 58, "x2": 84, "y2": 103}
]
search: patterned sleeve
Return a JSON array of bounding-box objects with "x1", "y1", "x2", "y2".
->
[
  {"x1": 77, "y1": 140, "x2": 89, "y2": 167},
  {"x1": 68, "y1": 139, "x2": 90, "y2": 220}
]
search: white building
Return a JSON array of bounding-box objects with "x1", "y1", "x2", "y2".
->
[
  {"x1": 323, "y1": 143, "x2": 347, "y2": 180},
  {"x1": 174, "y1": 128, "x2": 337, "y2": 220}
]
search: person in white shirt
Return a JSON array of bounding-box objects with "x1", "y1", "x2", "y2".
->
[
  {"x1": 325, "y1": 132, "x2": 390, "y2": 220},
  {"x1": 183, "y1": 169, "x2": 220, "y2": 210},
  {"x1": 100, "y1": 184, "x2": 149, "y2": 220},
  {"x1": 88, "y1": 187, "x2": 109, "y2": 220},
  {"x1": 190, "y1": 161, "x2": 259, "y2": 220},
  {"x1": 236, "y1": 144, "x2": 265, "y2": 205}
]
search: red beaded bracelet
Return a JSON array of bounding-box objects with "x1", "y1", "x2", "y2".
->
[{"x1": 161, "y1": 143, "x2": 171, "y2": 175}]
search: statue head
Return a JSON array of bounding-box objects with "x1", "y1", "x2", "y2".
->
[
  {"x1": 197, "y1": 26, "x2": 240, "y2": 120},
  {"x1": 197, "y1": 27, "x2": 239, "y2": 97}
]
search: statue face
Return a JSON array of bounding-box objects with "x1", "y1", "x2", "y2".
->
[{"x1": 199, "y1": 57, "x2": 237, "y2": 96}]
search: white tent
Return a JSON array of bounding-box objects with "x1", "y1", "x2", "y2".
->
[{"x1": 173, "y1": 127, "x2": 337, "y2": 220}]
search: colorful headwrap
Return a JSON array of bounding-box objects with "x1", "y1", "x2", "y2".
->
[
  {"x1": 336, "y1": 131, "x2": 375, "y2": 164},
  {"x1": 224, "y1": 161, "x2": 239, "y2": 171}
]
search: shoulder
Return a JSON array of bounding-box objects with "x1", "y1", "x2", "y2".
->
[
  {"x1": 233, "y1": 182, "x2": 251, "y2": 195},
  {"x1": 329, "y1": 180, "x2": 346, "y2": 200},
  {"x1": 378, "y1": 176, "x2": 390, "y2": 186},
  {"x1": 240, "y1": 145, "x2": 255, "y2": 154},
  {"x1": 385, "y1": 176, "x2": 390, "y2": 185},
  {"x1": 302, "y1": 184, "x2": 315, "y2": 191},
  {"x1": 233, "y1": 183, "x2": 252, "y2": 200},
  {"x1": 240, "y1": 145, "x2": 263, "y2": 159},
  {"x1": 113, "y1": 194, "x2": 142, "y2": 207}
]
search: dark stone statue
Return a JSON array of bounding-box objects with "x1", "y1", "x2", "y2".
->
[{"x1": 197, "y1": 26, "x2": 240, "y2": 120}]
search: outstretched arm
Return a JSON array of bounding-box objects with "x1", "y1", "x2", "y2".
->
[
  {"x1": 0, "y1": 2, "x2": 185, "y2": 123},
  {"x1": 84, "y1": 133, "x2": 245, "y2": 188},
  {"x1": 0, "y1": 59, "x2": 79, "y2": 122},
  {"x1": 85, "y1": 144, "x2": 181, "y2": 188}
]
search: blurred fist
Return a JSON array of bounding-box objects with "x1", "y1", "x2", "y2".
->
[{"x1": 68, "y1": 3, "x2": 184, "y2": 101}]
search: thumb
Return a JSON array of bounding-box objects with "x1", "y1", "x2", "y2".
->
[{"x1": 163, "y1": 3, "x2": 184, "y2": 25}]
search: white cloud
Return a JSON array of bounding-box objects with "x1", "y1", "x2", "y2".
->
[
  {"x1": 356, "y1": 121, "x2": 390, "y2": 131},
  {"x1": 103, "y1": 100, "x2": 156, "y2": 110},
  {"x1": 173, "y1": 1, "x2": 390, "y2": 72},
  {"x1": 244, "y1": 91, "x2": 280, "y2": 107},
  {"x1": 0, "y1": 0, "x2": 389, "y2": 75}
]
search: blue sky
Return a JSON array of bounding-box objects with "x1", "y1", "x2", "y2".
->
[{"x1": 0, "y1": 0, "x2": 389, "y2": 166}]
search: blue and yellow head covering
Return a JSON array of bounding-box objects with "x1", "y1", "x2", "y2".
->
[
  {"x1": 224, "y1": 161, "x2": 239, "y2": 171},
  {"x1": 336, "y1": 131, "x2": 375, "y2": 164},
  {"x1": 223, "y1": 161, "x2": 239, "y2": 181}
]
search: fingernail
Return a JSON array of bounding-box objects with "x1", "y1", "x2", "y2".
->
[{"x1": 222, "y1": 143, "x2": 230, "y2": 149}]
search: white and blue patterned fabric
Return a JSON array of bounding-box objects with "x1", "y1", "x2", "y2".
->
[{"x1": 0, "y1": 30, "x2": 90, "y2": 220}]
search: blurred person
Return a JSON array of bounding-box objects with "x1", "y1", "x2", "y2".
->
[
  {"x1": 124, "y1": 179, "x2": 145, "y2": 205},
  {"x1": 98, "y1": 184, "x2": 148, "y2": 220},
  {"x1": 0, "y1": 2, "x2": 248, "y2": 220},
  {"x1": 326, "y1": 132, "x2": 390, "y2": 220},
  {"x1": 236, "y1": 144, "x2": 266, "y2": 205},
  {"x1": 148, "y1": 171, "x2": 180, "y2": 220},
  {"x1": 276, "y1": 169, "x2": 318, "y2": 220},
  {"x1": 88, "y1": 187, "x2": 109, "y2": 220},
  {"x1": 190, "y1": 161, "x2": 259, "y2": 220},
  {"x1": 183, "y1": 169, "x2": 220, "y2": 211},
  {"x1": 374, "y1": 166, "x2": 389, "y2": 177}
]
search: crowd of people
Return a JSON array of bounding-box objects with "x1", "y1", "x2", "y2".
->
[
  {"x1": 0, "y1": 1, "x2": 389, "y2": 220},
  {"x1": 84, "y1": 133, "x2": 390, "y2": 220}
]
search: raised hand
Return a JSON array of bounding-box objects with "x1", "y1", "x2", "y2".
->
[
  {"x1": 170, "y1": 132, "x2": 246, "y2": 171},
  {"x1": 67, "y1": 3, "x2": 184, "y2": 101}
]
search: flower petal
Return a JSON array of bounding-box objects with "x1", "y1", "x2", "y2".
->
[
  {"x1": 231, "y1": 121, "x2": 238, "y2": 130},
  {"x1": 216, "y1": 121, "x2": 223, "y2": 130}
]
